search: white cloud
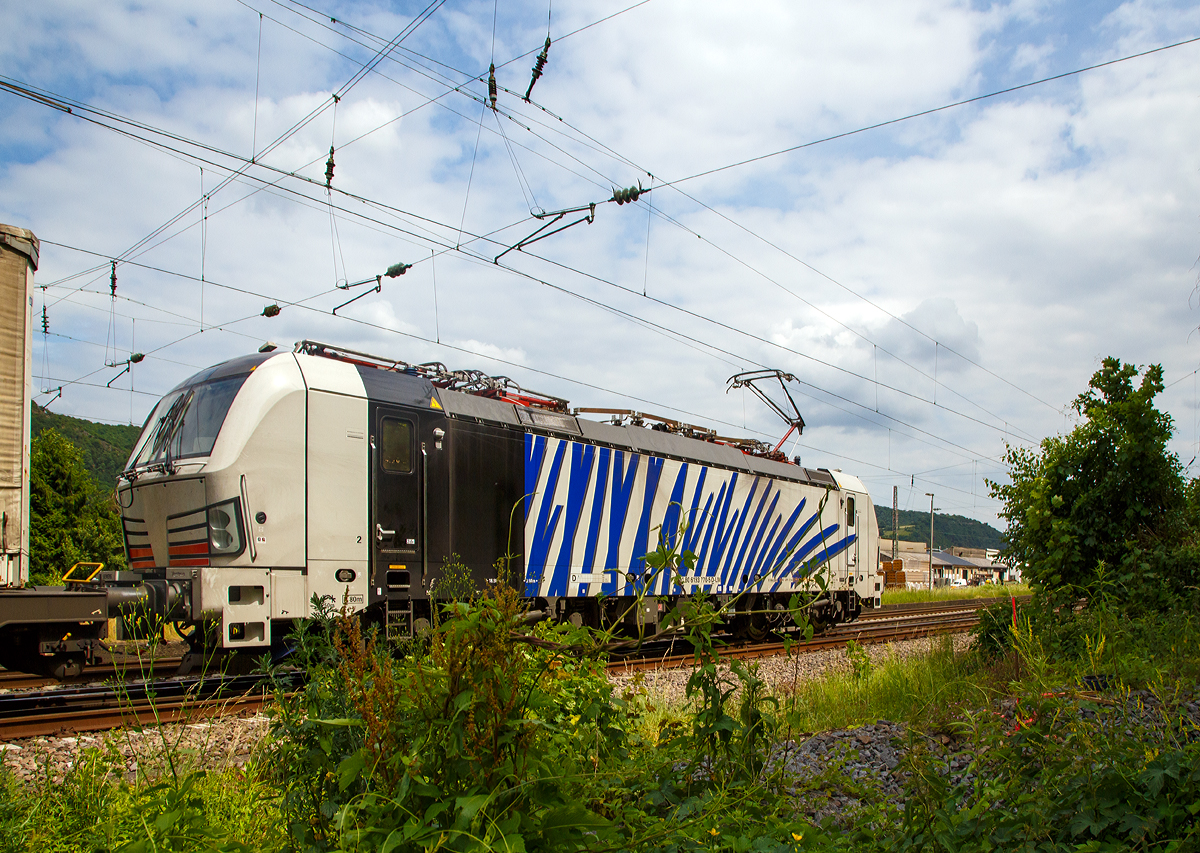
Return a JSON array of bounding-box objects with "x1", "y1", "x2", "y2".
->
[{"x1": 5, "y1": 0, "x2": 1200, "y2": 522}]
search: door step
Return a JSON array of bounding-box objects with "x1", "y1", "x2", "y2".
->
[{"x1": 386, "y1": 599, "x2": 412, "y2": 639}]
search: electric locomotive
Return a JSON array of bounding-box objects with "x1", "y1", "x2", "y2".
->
[{"x1": 110, "y1": 340, "x2": 881, "y2": 659}]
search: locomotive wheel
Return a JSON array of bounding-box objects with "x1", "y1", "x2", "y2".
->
[
  {"x1": 743, "y1": 614, "x2": 770, "y2": 642},
  {"x1": 731, "y1": 600, "x2": 771, "y2": 641},
  {"x1": 805, "y1": 610, "x2": 829, "y2": 636}
]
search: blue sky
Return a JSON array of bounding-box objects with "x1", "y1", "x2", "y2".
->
[{"x1": 3, "y1": 0, "x2": 1200, "y2": 526}]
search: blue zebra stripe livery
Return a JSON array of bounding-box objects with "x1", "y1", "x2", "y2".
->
[{"x1": 523, "y1": 433, "x2": 859, "y2": 599}]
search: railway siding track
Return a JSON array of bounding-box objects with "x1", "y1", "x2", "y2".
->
[
  {"x1": 608, "y1": 598, "x2": 995, "y2": 674},
  {"x1": 0, "y1": 673, "x2": 297, "y2": 739}
]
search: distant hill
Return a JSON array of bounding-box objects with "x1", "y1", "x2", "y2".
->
[
  {"x1": 874, "y1": 504, "x2": 1004, "y2": 550},
  {"x1": 31, "y1": 404, "x2": 141, "y2": 492}
]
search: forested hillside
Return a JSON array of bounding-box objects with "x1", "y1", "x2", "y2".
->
[
  {"x1": 31, "y1": 404, "x2": 141, "y2": 493},
  {"x1": 875, "y1": 504, "x2": 1004, "y2": 550}
]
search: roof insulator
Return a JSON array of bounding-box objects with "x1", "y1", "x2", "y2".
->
[
  {"x1": 524, "y1": 36, "x2": 551, "y2": 102},
  {"x1": 263, "y1": 304, "x2": 281, "y2": 318},
  {"x1": 488, "y1": 63, "x2": 498, "y2": 110},
  {"x1": 325, "y1": 147, "x2": 335, "y2": 188}
]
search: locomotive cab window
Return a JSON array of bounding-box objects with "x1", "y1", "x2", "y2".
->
[
  {"x1": 380, "y1": 418, "x2": 413, "y2": 473},
  {"x1": 846, "y1": 495, "x2": 855, "y2": 527}
]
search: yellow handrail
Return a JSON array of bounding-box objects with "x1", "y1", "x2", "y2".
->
[{"x1": 61, "y1": 562, "x2": 105, "y2": 583}]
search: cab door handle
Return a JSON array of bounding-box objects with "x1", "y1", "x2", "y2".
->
[{"x1": 376, "y1": 523, "x2": 396, "y2": 542}]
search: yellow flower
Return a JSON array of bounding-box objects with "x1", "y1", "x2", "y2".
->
[
  {"x1": 710, "y1": 828, "x2": 719, "y2": 836},
  {"x1": 792, "y1": 832, "x2": 804, "y2": 841}
]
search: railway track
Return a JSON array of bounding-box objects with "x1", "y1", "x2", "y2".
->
[
  {"x1": 0, "y1": 657, "x2": 185, "y2": 691},
  {"x1": 608, "y1": 597, "x2": 996, "y2": 674},
  {"x1": 0, "y1": 672, "x2": 297, "y2": 739},
  {"x1": 0, "y1": 597, "x2": 1008, "y2": 738}
]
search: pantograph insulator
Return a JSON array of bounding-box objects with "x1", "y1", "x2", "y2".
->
[
  {"x1": 488, "y1": 63, "x2": 498, "y2": 110},
  {"x1": 524, "y1": 36, "x2": 551, "y2": 102},
  {"x1": 325, "y1": 147, "x2": 335, "y2": 188}
]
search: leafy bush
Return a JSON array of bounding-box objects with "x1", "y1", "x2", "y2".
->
[
  {"x1": 29, "y1": 428, "x2": 126, "y2": 583},
  {"x1": 265, "y1": 526, "x2": 835, "y2": 852},
  {"x1": 851, "y1": 674, "x2": 1200, "y2": 852},
  {"x1": 268, "y1": 584, "x2": 625, "y2": 852},
  {"x1": 989, "y1": 358, "x2": 1187, "y2": 603},
  {"x1": 971, "y1": 599, "x2": 1018, "y2": 661}
]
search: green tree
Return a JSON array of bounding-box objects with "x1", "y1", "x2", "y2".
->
[
  {"x1": 29, "y1": 428, "x2": 127, "y2": 584},
  {"x1": 990, "y1": 358, "x2": 1187, "y2": 600}
]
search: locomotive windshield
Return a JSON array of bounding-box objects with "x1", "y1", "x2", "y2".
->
[{"x1": 126, "y1": 353, "x2": 274, "y2": 469}]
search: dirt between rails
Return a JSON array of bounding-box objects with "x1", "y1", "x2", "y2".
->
[{"x1": 0, "y1": 633, "x2": 972, "y2": 787}]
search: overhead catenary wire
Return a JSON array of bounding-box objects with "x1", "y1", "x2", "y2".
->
[
  {"x1": 333, "y1": 36, "x2": 1060, "y2": 430},
  {"x1": 45, "y1": 226, "x2": 1012, "y2": 488},
  {"x1": 9, "y1": 6, "x2": 1104, "y2": 489},
  {"x1": 252, "y1": 11, "x2": 264, "y2": 158},
  {"x1": 18, "y1": 13, "x2": 974, "y2": 451},
  {"x1": 21, "y1": 78, "x2": 1039, "y2": 463},
  {"x1": 37, "y1": 93, "x2": 1032, "y2": 467},
  {"x1": 665, "y1": 33, "x2": 1200, "y2": 189}
]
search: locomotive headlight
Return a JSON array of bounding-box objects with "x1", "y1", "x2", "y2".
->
[{"x1": 207, "y1": 500, "x2": 243, "y2": 554}]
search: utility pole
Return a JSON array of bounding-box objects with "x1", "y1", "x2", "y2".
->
[{"x1": 925, "y1": 492, "x2": 935, "y2": 591}]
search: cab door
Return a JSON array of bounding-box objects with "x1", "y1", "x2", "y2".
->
[
  {"x1": 846, "y1": 493, "x2": 858, "y2": 571},
  {"x1": 370, "y1": 405, "x2": 449, "y2": 596},
  {"x1": 371, "y1": 407, "x2": 422, "y2": 592}
]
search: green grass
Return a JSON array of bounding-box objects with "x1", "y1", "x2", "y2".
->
[
  {"x1": 1, "y1": 748, "x2": 283, "y2": 852},
  {"x1": 780, "y1": 636, "x2": 991, "y2": 735},
  {"x1": 882, "y1": 583, "x2": 1029, "y2": 605}
]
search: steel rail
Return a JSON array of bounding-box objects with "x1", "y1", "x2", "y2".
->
[
  {"x1": 0, "y1": 693, "x2": 274, "y2": 739},
  {"x1": 0, "y1": 672, "x2": 300, "y2": 739},
  {"x1": 608, "y1": 611, "x2": 980, "y2": 674},
  {"x1": 0, "y1": 657, "x2": 185, "y2": 691}
]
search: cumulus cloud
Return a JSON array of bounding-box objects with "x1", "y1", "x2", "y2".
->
[{"x1": 4, "y1": 0, "x2": 1200, "y2": 524}]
